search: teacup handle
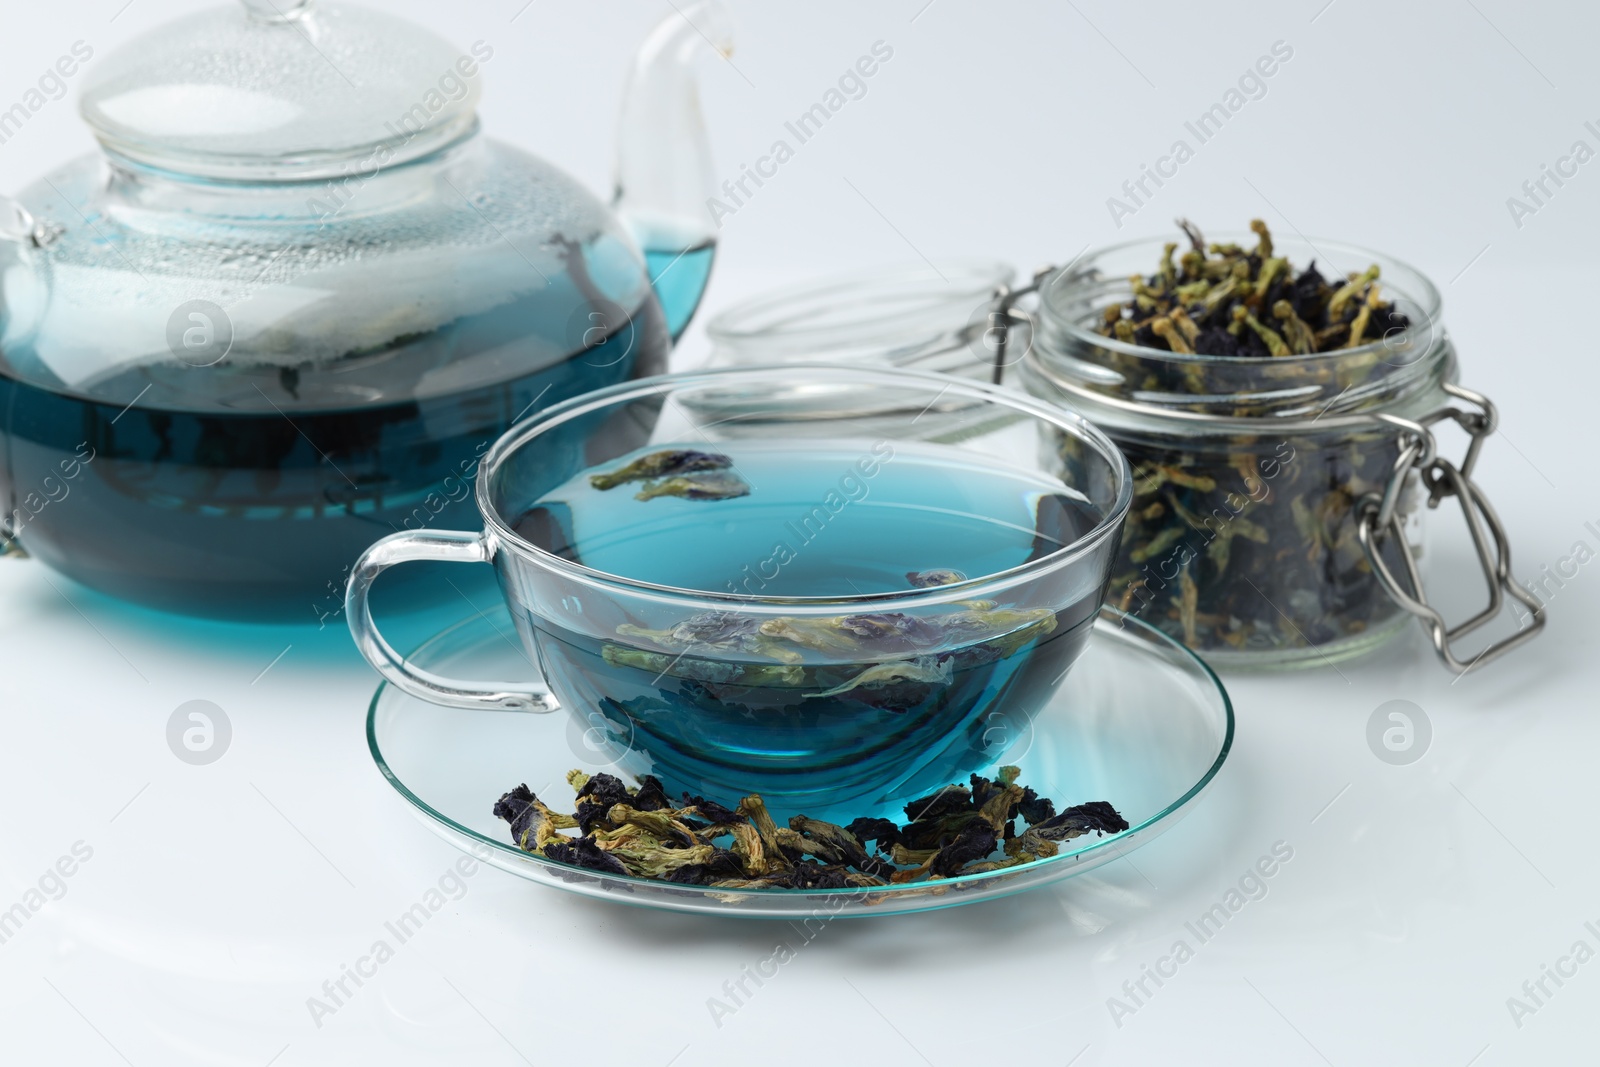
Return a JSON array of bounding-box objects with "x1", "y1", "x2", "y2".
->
[{"x1": 346, "y1": 530, "x2": 558, "y2": 713}]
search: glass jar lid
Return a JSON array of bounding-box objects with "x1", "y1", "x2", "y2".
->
[
  {"x1": 705, "y1": 260, "x2": 1013, "y2": 377},
  {"x1": 79, "y1": 0, "x2": 480, "y2": 179}
]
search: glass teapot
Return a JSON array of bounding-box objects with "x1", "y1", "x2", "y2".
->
[{"x1": 0, "y1": 0, "x2": 729, "y2": 622}]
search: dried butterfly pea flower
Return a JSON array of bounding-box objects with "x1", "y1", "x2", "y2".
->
[
  {"x1": 634, "y1": 472, "x2": 752, "y2": 502},
  {"x1": 603, "y1": 837, "x2": 717, "y2": 880},
  {"x1": 1099, "y1": 219, "x2": 1405, "y2": 356},
  {"x1": 681, "y1": 793, "x2": 744, "y2": 827},
  {"x1": 1010, "y1": 801, "x2": 1132, "y2": 860},
  {"x1": 844, "y1": 817, "x2": 901, "y2": 851},
  {"x1": 836, "y1": 612, "x2": 946, "y2": 649},
  {"x1": 957, "y1": 855, "x2": 1037, "y2": 875},
  {"x1": 1272, "y1": 300, "x2": 1318, "y2": 355},
  {"x1": 929, "y1": 821, "x2": 1000, "y2": 878},
  {"x1": 941, "y1": 606, "x2": 1056, "y2": 641},
  {"x1": 575, "y1": 771, "x2": 630, "y2": 806},
  {"x1": 544, "y1": 837, "x2": 630, "y2": 876},
  {"x1": 788, "y1": 816, "x2": 897, "y2": 880},
  {"x1": 631, "y1": 775, "x2": 672, "y2": 812},
  {"x1": 494, "y1": 768, "x2": 1125, "y2": 888},
  {"x1": 757, "y1": 617, "x2": 866, "y2": 655},
  {"x1": 492, "y1": 784, "x2": 538, "y2": 842},
  {"x1": 807, "y1": 656, "x2": 952, "y2": 700},
  {"x1": 898, "y1": 812, "x2": 988, "y2": 853},
  {"x1": 577, "y1": 775, "x2": 692, "y2": 836},
  {"x1": 718, "y1": 866, "x2": 873, "y2": 891},
  {"x1": 1015, "y1": 788, "x2": 1056, "y2": 825},
  {"x1": 889, "y1": 842, "x2": 939, "y2": 868},
  {"x1": 956, "y1": 613, "x2": 1058, "y2": 662},
  {"x1": 906, "y1": 569, "x2": 967, "y2": 588},
  {"x1": 589, "y1": 449, "x2": 733, "y2": 490},
  {"x1": 738, "y1": 795, "x2": 788, "y2": 858},
  {"x1": 618, "y1": 613, "x2": 805, "y2": 665},
  {"x1": 608, "y1": 596, "x2": 1058, "y2": 715},
  {"x1": 968, "y1": 773, "x2": 1003, "y2": 811},
  {"x1": 666, "y1": 849, "x2": 748, "y2": 885},
  {"x1": 728, "y1": 821, "x2": 768, "y2": 876},
  {"x1": 1039, "y1": 800, "x2": 1129, "y2": 837},
  {"x1": 601, "y1": 645, "x2": 806, "y2": 686},
  {"x1": 975, "y1": 780, "x2": 1026, "y2": 835},
  {"x1": 605, "y1": 804, "x2": 703, "y2": 847},
  {"x1": 492, "y1": 784, "x2": 571, "y2": 851},
  {"x1": 639, "y1": 611, "x2": 760, "y2": 648},
  {"x1": 903, "y1": 785, "x2": 974, "y2": 822}
]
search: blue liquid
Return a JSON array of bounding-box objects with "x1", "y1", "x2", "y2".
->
[
  {"x1": 644, "y1": 242, "x2": 715, "y2": 341},
  {"x1": 510, "y1": 440, "x2": 1106, "y2": 813},
  {"x1": 0, "y1": 295, "x2": 669, "y2": 621}
]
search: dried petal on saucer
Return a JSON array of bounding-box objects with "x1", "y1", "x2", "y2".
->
[
  {"x1": 844, "y1": 817, "x2": 902, "y2": 851},
  {"x1": 1012, "y1": 801, "x2": 1132, "y2": 858},
  {"x1": 681, "y1": 793, "x2": 745, "y2": 828},
  {"x1": 903, "y1": 784, "x2": 974, "y2": 823},
  {"x1": 929, "y1": 821, "x2": 1000, "y2": 877},
  {"x1": 496, "y1": 767, "x2": 1126, "y2": 890},
  {"x1": 543, "y1": 837, "x2": 630, "y2": 877}
]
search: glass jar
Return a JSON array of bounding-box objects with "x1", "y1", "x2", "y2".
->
[
  {"x1": 1021, "y1": 233, "x2": 1542, "y2": 670},
  {"x1": 709, "y1": 240, "x2": 1544, "y2": 673}
]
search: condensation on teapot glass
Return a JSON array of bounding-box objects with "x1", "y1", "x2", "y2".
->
[
  {"x1": 0, "y1": 1, "x2": 733, "y2": 620},
  {"x1": 239, "y1": 0, "x2": 313, "y2": 23}
]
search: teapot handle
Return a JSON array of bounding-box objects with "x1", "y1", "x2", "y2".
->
[
  {"x1": 0, "y1": 196, "x2": 38, "y2": 245},
  {"x1": 0, "y1": 194, "x2": 53, "y2": 557},
  {"x1": 0, "y1": 195, "x2": 52, "y2": 351}
]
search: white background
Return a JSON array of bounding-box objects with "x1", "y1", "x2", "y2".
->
[{"x1": 1, "y1": 1, "x2": 1597, "y2": 1064}]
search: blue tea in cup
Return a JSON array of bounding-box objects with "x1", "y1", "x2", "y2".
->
[{"x1": 348, "y1": 366, "x2": 1132, "y2": 816}]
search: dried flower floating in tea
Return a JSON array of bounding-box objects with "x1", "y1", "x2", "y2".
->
[
  {"x1": 589, "y1": 449, "x2": 733, "y2": 489},
  {"x1": 588, "y1": 449, "x2": 751, "y2": 501},
  {"x1": 1096, "y1": 219, "x2": 1407, "y2": 357},
  {"x1": 906, "y1": 569, "x2": 966, "y2": 588},
  {"x1": 632, "y1": 472, "x2": 751, "y2": 502},
  {"x1": 607, "y1": 604, "x2": 1057, "y2": 703},
  {"x1": 493, "y1": 767, "x2": 1127, "y2": 889}
]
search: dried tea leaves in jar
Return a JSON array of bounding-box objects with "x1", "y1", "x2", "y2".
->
[{"x1": 1096, "y1": 219, "x2": 1408, "y2": 357}]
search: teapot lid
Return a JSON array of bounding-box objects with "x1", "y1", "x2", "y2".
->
[{"x1": 79, "y1": 0, "x2": 480, "y2": 180}]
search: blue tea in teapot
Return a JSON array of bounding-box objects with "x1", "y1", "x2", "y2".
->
[{"x1": 0, "y1": 0, "x2": 729, "y2": 621}]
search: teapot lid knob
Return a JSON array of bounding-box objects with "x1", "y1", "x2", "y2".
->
[{"x1": 239, "y1": 0, "x2": 314, "y2": 21}]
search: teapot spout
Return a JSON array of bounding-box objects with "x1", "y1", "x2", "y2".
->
[{"x1": 613, "y1": 0, "x2": 732, "y2": 342}]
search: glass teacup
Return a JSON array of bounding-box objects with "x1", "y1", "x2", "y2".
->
[{"x1": 348, "y1": 365, "x2": 1132, "y2": 815}]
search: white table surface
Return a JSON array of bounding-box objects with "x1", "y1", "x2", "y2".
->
[{"x1": 2, "y1": 1, "x2": 1597, "y2": 1064}]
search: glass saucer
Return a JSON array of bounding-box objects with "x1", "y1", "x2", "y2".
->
[{"x1": 367, "y1": 606, "x2": 1234, "y2": 918}]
